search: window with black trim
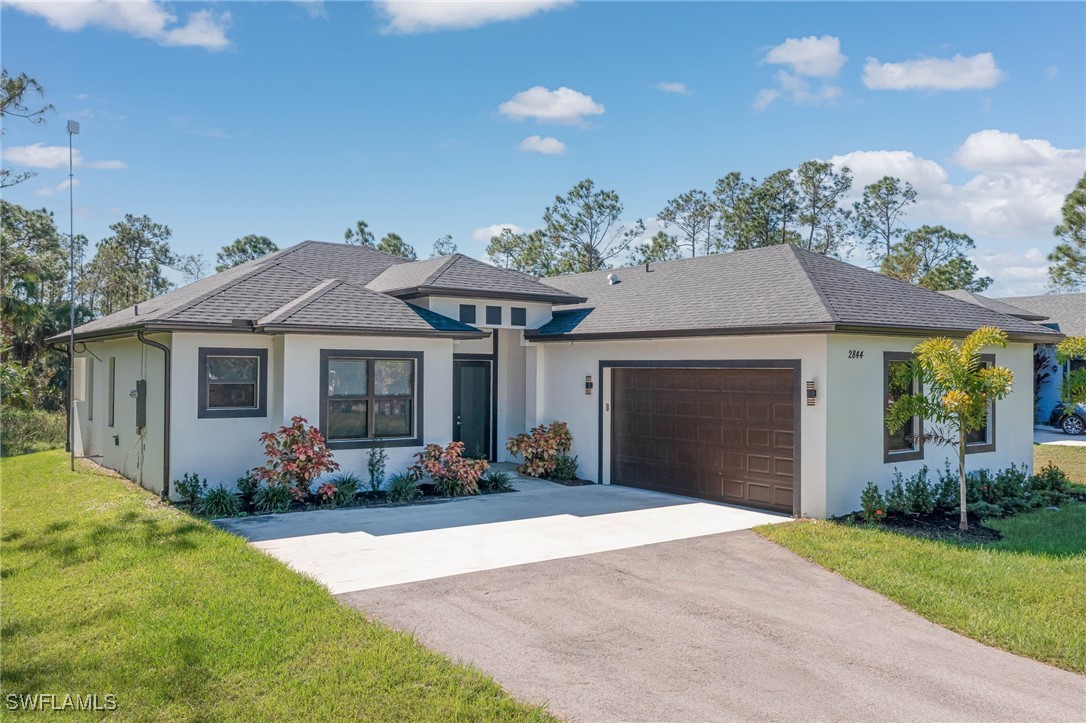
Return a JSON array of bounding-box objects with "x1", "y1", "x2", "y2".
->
[
  {"x1": 198, "y1": 348, "x2": 268, "y2": 419},
  {"x1": 884, "y1": 352, "x2": 923, "y2": 462},
  {"x1": 511, "y1": 307, "x2": 526, "y2": 326},
  {"x1": 320, "y1": 350, "x2": 423, "y2": 448},
  {"x1": 485, "y1": 305, "x2": 502, "y2": 325},
  {"x1": 966, "y1": 354, "x2": 996, "y2": 454},
  {"x1": 459, "y1": 304, "x2": 476, "y2": 323}
]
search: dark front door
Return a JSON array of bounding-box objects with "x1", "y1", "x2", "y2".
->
[
  {"x1": 453, "y1": 359, "x2": 491, "y2": 460},
  {"x1": 611, "y1": 367, "x2": 796, "y2": 513}
]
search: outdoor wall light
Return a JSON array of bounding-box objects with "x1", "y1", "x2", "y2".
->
[
  {"x1": 806, "y1": 380, "x2": 817, "y2": 406},
  {"x1": 585, "y1": 375, "x2": 594, "y2": 395}
]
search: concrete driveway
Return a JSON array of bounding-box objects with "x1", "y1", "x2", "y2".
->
[
  {"x1": 1035, "y1": 425, "x2": 1086, "y2": 446},
  {"x1": 217, "y1": 474, "x2": 786, "y2": 593},
  {"x1": 343, "y1": 532, "x2": 1085, "y2": 722}
]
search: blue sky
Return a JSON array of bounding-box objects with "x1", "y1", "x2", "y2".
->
[{"x1": 3, "y1": 1, "x2": 1084, "y2": 294}]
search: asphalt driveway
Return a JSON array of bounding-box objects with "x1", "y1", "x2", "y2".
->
[{"x1": 342, "y1": 531, "x2": 1085, "y2": 722}]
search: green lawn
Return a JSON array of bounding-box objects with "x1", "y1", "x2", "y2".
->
[
  {"x1": 757, "y1": 445, "x2": 1086, "y2": 673},
  {"x1": 0, "y1": 451, "x2": 551, "y2": 721}
]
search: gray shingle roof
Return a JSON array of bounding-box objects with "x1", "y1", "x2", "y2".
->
[
  {"x1": 938, "y1": 290, "x2": 1049, "y2": 321},
  {"x1": 59, "y1": 240, "x2": 485, "y2": 341},
  {"x1": 367, "y1": 253, "x2": 585, "y2": 304},
  {"x1": 996, "y1": 293, "x2": 1086, "y2": 336},
  {"x1": 531, "y1": 245, "x2": 1063, "y2": 342}
]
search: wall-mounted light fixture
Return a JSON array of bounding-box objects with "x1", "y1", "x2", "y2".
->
[
  {"x1": 585, "y1": 375, "x2": 594, "y2": 395},
  {"x1": 806, "y1": 380, "x2": 817, "y2": 406}
]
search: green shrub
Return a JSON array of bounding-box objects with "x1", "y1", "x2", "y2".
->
[
  {"x1": 386, "y1": 473, "x2": 420, "y2": 504},
  {"x1": 480, "y1": 470, "x2": 513, "y2": 492},
  {"x1": 329, "y1": 473, "x2": 361, "y2": 507},
  {"x1": 254, "y1": 483, "x2": 293, "y2": 513},
  {"x1": 884, "y1": 471, "x2": 908, "y2": 515},
  {"x1": 366, "y1": 447, "x2": 387, "y2": 492},
  {"x1": 174, "y1": 473, "x2": 208, "y2": 507},
  {"x1": 934, "y1": 461, "x2": 959, "y2": 512},
  {"x1": 551, "y1": 454, "x2": 579, "y2": 481},
  {"x1": 0, "y1": 408, "x2": 66, "y2": 456},
  {"x1": 236, "y1": 473, "x2": 260, "y2": 509},
  {"x1": 1030, "y1": 463, "x2": 1070, "y2": 495},
  {"x1": 904, "y1": 465, "x2": 936, "y2": 514},
  {"x1": 198, "y1": 485, "x2": 241, "y2": 517},
  {"x1": 859, "y1": 482, "x2": 885, "y2": 523}
]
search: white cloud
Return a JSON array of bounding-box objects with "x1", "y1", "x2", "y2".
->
[
  {"x1": 3, "y1": 143, "x2": 126, "y2": 170},
  {"x1": 862, "y1": 52, "x2": 1002, "y2": 91},
  {"x1": 655, "y1": 81, "x2": 691, "y2": 95},
  {"x1": 170, "y1": 115, "x2": 231, "y2": 139},
  {"x1": 471, "y1": 223, "x2": 525, "y2": 242},
  {"x1": 7, "y1": 0, "x2": 231, "y2": 50},
  {"x1": 33, "y1": 179, "x2": 82, "y2": 197},
  {"x1": 518, "y1": 135, "x2": 566, "y2": 155},
  {"x1": 974, "y1": 248, "x2": 1050, "y2": 296},
  {"x1": 752, "y1": 88, "x2": 781, "y2": 111},
  {"x1": 498, "y1": 86, "x2": 604, "y2": 125},
  {"x1": 763, "y1": 35, "x2": 846, "y2": 78},
  {"x1": 829, "y1": 130, "x2": 1085, "y2": 243},
  {"x1": 1045, "y1": 65, "x2": 1059, "y2": 80},
  {"x1": 376, "y1": 0, "x2": 570, "y2": 34},
  {"x1": 295, "y1": 1, "x2": 328, "y2": 19}
]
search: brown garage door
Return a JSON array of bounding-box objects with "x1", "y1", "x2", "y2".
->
[{"x1": 611, "y1": 367, "x2": 796, "y2": 513}]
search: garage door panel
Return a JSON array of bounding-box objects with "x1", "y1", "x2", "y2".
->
[{"x1": 612, "y1": 367, "x2": 795, "y2": 514}]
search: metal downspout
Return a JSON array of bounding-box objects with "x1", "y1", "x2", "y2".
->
[{"x1": 137, "y1": 331, "x2": 171, "y2": 500}]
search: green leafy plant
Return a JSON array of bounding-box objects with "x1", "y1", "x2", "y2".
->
[
  {"x1": 506, "y1": 421, "x2": 573, "y2": 478},
  {"x1": 254, "y1": 483, "x2": 293, "y2": 513},
  {"x1": 886, "y1": 326, "x2": 1014, "y2": 529},
  {"x1": 859, "y1": 482, "x2": 885, "y2": 524},
  {"x1": 904, "y1": 465, "x2": 936, "y2": 514},
  {"x1": 934, "y1": 460, "x2": 960, "y2": 511},
  {"x1": 1056, "y1": 337, "x2": 1086, "y2": 408},
  {"x1": 411, "y1": 441, "x2": 490, "y2": 496},
  {"x1": 386, "y1": 473, "x2": 420, "y2": 504},
  {"x1": 884, "y1": 471, "x2": 908, "y2": 515},
  {"x1": 0, "y1": 408, "x2": 66, "y2": 456},
  {"x1": 329, "y1": 473, "x2": 361, "y2": 507},
  {"x1": 251, "y1": 416, "x2": 339, "y2": 501},
  {"x1": 366, "y1": 446, "x2": 387, "y2": 493},
  {"x1": 198, "y1": 484, "x2": 241, "y2": 517},
  {"x1": 174, "y1": 473, "x2": 208, "y2": 506},
  {"x1": 480, "y1": 470, "x2": 513, "y2": 493},
  {"x1": 551, "y1": 454, "x2": 579, "y2": 481},
  {"x1": 236, "y1": 473, "x2": 260, "y2": 509}
]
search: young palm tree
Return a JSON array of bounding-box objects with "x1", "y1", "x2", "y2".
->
[{"x1": 886, "y1": 326, "x2": 1014, "y2": 530}]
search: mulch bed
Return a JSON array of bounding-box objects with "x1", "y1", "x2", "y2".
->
[
  {"x1": 836, "y1": 510, "x2": 1002, "y2": 543},
  {"x1": 547, "y1": 477, "x2": 595, "y2": 487}
]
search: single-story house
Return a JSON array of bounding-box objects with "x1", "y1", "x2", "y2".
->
[
  {"x1": 55, "y1": 241, "x2": 1062, "y2": 518},
  {"x1": 942, "y1": 290, "x2": 1086, "y2": 424}
]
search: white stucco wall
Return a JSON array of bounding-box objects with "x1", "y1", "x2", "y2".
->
[
  {"x1": 533, "y1": 334, "x2": 830, "y2": 518},
  {"x1": 74, "y1": 335, "x2": 167, "y2": 493},
  {"x1": 496, "y1": 328, "x2": 528, "y2": 461},
  {"x1": 824, "y1": 334, "x2": 1036, "y2": 517},
  {"x1": 170, "y1": 332, "x2": 279, "y2": 491}
]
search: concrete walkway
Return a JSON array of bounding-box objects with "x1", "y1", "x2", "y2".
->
[
  {"x1": 342, "y1": 531, "x2": 1086, "y2": 722},
  {"x1": 216, "y1": 475, "x2": 786, "y2": 593}
]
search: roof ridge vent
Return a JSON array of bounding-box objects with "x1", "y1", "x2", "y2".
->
[{"x1": 607, "y1": 272, "x2": 620, "y2": 285}]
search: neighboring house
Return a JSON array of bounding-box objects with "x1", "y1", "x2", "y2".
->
[
  {"x1": 55, "y1": 241, "x2": 1061, "y2": 518},
  {"x1": 995, "y1": 293, "x2": 1086, "y2": 423}
]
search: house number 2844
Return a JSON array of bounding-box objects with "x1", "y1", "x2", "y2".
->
[{"x1": 848, "y1": 349, "x2": 864, "y2": 359}]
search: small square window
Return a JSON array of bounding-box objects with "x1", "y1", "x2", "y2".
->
[
  {"x1": 486, "y1": 305, "x2": 502, "y2": 325},
  {"x1": 459, "y1": 304, "x2": 477, "y2": 323},
  {"x1": 511, "y1": 307, "x2": 527, "y2": 326},
  {"x1": 198, "y1": 348, "x2": 268, "y2": 419}
]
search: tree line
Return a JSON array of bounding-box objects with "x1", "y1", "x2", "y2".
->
[{"x1": 485, "y1": 168, "x2": 1001, "y2": 293}]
